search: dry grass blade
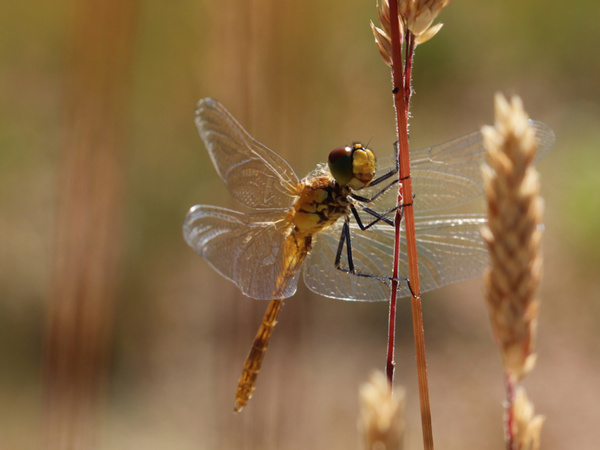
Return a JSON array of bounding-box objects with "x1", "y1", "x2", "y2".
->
[
  {"x1": 481, "y1": 93, "x2": 543, "y2": 381},
  {"x1": 359, "y1": 371, "x2": 406, "y2": 450}
]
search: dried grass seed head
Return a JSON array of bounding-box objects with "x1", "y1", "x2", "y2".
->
[
  {"x1": 481, "y1": 93, "x2": 544, "y2": 381},
  {"x1": 399, "y1": 0, "x2": 450, "y2": 42},
  {"x1": 512, "y1": 387, "x2": 545, "y2": 450},
  {"x1": 359, "y1": 371, "x2": 405, "y2": 450},
  {"x1": 371, "y1": 21, "x2": 394, "y2": 67},
  {"x1": 371, "y1": 0, "x2": 449, "y2": 65}
]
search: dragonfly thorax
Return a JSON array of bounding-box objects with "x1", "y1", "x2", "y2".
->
[{"x1": 288, "y1": 175, "x2": 350, "y2": 235}]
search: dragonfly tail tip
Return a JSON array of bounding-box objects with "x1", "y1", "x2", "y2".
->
[{"x1": 233, "y1": 401, "x2": 245, "y2": 413}]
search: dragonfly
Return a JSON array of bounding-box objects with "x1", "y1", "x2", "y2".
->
[{"x1": 183, "y1": 97, "x2": 555, "y2": 412}]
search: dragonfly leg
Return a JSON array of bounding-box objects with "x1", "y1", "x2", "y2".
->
[
  {"x1": 367, "y1": 171, "x2": 398, "y2": 188},
  {"x1": 334, "y1": 217, "x2": 411, "y2": 287},
  {"x1": 349, "y1": 198, "x2": 414, "y2": 230},
  {"x1": 405, "y1": 279, "x2": 419, "y2": 299},
  {"x1": 350, "y1": 179, "x2": 398, "y2": 203},
  {"x1": 351, "y1": 204, "x2": 396, "y2": 229},
  {"x1": 350, "y1": 175, "x2": 412, "y2": 204},
  {"x1": 377, "y1": 139, "x2": 400, "y2": 182},
  {"x1": 366, "y1": 140, "x2": 399, "y2": 189}
]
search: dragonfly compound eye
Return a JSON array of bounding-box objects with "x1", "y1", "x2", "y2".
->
[{"x1": 328, "y1": 146, "x2": 354, "y2": 186}]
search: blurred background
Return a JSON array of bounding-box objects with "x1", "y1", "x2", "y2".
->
[{"x1": 1, "y1": 0, "x2": 599, "y2": 448}]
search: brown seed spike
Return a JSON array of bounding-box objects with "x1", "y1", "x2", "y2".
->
[
  {"x1": 512, "y1": 387, "x2": 545, "y2": 450},
  {"x1": 359, "y1": 371, "x2": 406, "y2": 450},
  {"x1": 481, "y1": 94, "x2": 544, "y2": 381}
]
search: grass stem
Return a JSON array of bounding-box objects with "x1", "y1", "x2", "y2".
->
[{"x1": 386, "y1": 1, "x2": 432, "y2": 448}]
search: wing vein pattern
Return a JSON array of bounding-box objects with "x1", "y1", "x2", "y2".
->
[{"x1": 184, "y1": 205, "x2": 299, "y2": 300}]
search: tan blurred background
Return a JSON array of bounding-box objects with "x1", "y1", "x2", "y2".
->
[{"x1": 2, "y1": 0, "x2": 599, "y2": 449}]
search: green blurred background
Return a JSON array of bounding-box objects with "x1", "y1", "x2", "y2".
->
[{"x1": 2, "y1": 0, "x2": 600, "y2": 448}]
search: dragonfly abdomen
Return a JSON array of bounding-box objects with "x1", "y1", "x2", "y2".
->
[
  {"x1": 234, "y1": 299, "x2": 283, "y2": 412},
  {"x1": 235, "y1": 231, "x2": 312, "y2": 412}
]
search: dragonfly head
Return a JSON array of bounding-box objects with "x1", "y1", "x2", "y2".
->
[{"x1": 328, "y1": 143, "x2": 376, "y2": 190}]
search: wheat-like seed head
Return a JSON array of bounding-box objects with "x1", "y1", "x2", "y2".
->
[
  {"x1": 371, "y1": 20, "x2": 395, "y2": 67},
  {"x1": 481, "y1": 93, "x2": 544, "y2": 381},
  {"x1": 371, "y1": 0, "x2": 449, "y2": 66},
  {"x1": 512, "y1": 387, "x2": 545, "y2": 450},
  {"x1": 358, "y1": 371, "x2": 405, "y2": 450},
  {"x1": 399, "y1": 0, "x2": 450, "y2": 38}
]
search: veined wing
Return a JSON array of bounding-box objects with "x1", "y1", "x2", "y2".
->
[
  {"x1": 361, "y1": 120, "x2": 555, "y2": 212},
  {"x1": 303, "y1": 214, "x2": 488, "y2": 301},
  {"x1": 303, "y1": 222, "x2": 392, "y2": 302},
  {"x1": 184, "y1": 205, "x2": 299, "y2": 300},
  {"x1": 195, "y1": 98, "x2": 300, "y2": 211}
]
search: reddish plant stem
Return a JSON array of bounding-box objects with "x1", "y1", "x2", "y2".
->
[
  {"x1": 385, "y1": 1, "x2": 405, "y2": 391},
  {"x1": 386, "y1": 2, "x2": 433, "y2": 449},
  {"x1": 505, "y1": 374, "x2": 516, "y2": 450},
  {"x1": 403, "y1": 33, "x2": 415, "y2": 119},
  {"x1": 386, "y1": 219, "x2": 401, "y2": 384}
]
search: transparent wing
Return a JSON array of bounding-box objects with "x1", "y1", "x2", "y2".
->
[
  {"x1": 303, "y1": 222, "x2": 392, "y2": 302},
  {"x1": 361, "y1": 120, "x2": 555, "y2": 212},
  {"x1": 184, "y1": 205, "x2": 299, "y2": 300},
  {"x1": 408, "y1": 215, "x2": 489, "y2": 297},
  {"x1": 303, "y1": 214, "x2": 488, "y2": 301},
  {"x1": 195, "y1": 98, "x2": 300, "y2": 210}
]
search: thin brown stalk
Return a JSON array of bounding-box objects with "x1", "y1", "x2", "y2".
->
[
  {"x1": 383, "y1": 3, "x2": 439, "y2": 449},
  {"x1": 373, "y1": 2, "x2": 450, "y2": 448},
  {"x1": 42, "y1": 1, "x2": 138, "y2": 448},
  {"x1": 481, "y1": 93, "x2": 545, "y2": 449},
  {"x1": 385, "y1": 0, "x2": 411, "y2": 391}
]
